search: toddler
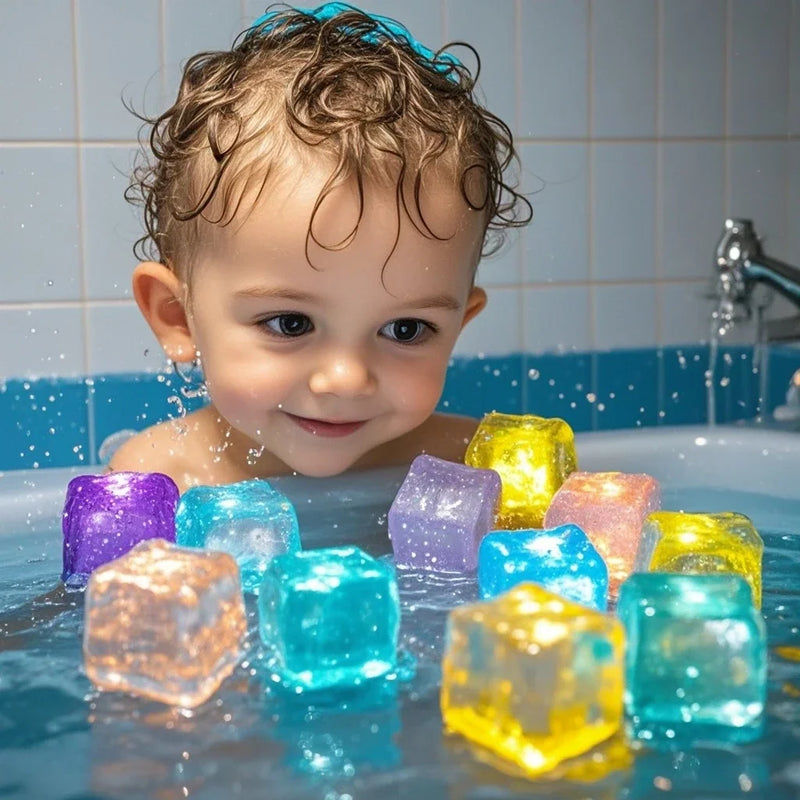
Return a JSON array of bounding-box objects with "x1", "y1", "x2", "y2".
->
[{"x1": 110, "y1": 2, "x2": 531, "y2": 491}]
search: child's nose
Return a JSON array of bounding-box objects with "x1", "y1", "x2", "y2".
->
[{"x1": 308, "y1": 350, "x2": 377, "y2": 398}]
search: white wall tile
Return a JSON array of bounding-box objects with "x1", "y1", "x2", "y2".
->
[
  {"x1": 660, "y1": 0, "x2": 725, "y2": 138},
  {"x1": 727, "y1": 141, "x2": 790, "y2": 258},
  {"x1": 591, "y1": 0, "x2": 657, "y2": 138},
  {"x1": 519, "y1": 0, "x2": 589, "y2": 139},
  {"x1": 76, "y1": 0, "x2": 161, "y2": 139},
  {"x1": 82, "y1": 146, "x2": 143, "y2": 300},
  {"x1": 477, "y1": 231, "x2": 521, "y2": 287},
  {"x1": 522, "y1": 285, "x2": 592, "y2": 354},
  {"x1": 0, "y1": 307, "x2": 85, "y2": 378},
  {"x1": 791, "y1": 0, "x2": 800, "y2": 135},
  {"x1": 594, "y1": 283, "x2": 657, "y2": 350},
  {"x1": 87, "y1": 303, "x2": 165, "y2": 374},
  {"x1": 0, "y1": 147, "x2": 81, "y2": 302},
  {"x1": 728, "y1": 0, "x2": 791, "y2": 137},
  {"x1": 0, "y1": 0, "x2": 76, "y2": 140},
  {"x1": 592, "y1": 143, "x2": 656, "y2": 281},
  {"x1": 453, "y1": 286, "x2": 521, "y2": 356},
  {"x1": 659, "y1": 281, "x2": 715, "y2": 346},
  {"x1": 520, "y1": 143, "x2": 589, "y2": 283},
  {"x1": 446, "y1": 0, "x2": 516, "y2": 133},
  {"x1": 660, "y1": 142, "x2": 725, "y2": 280},
  {"x1": 164, "y1": 0, "x2": 249, "y2": 101}
]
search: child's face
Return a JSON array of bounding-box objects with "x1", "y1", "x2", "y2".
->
[{"x1": 184, "y1": 156, "x2": 486, "y2": 477}]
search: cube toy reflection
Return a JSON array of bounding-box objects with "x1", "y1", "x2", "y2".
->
[
  {"x1": 617, "y1": 573, "x2": 767, "y2": 745},
  {"x1": 258, "y1": 546, "x2": 400, "y2": 691},
  {"x1": 544, "y1": 471, "x2": 660, "y2": 597},
  {"x1": 388, "y1": 454, "x2": 501, "y2": 572},
  {"x1": 441, "y1": 583, "x2": 625, "y2": 777},
  {"x1": 477, "y1": 524, "x2": 608, "y2": 611},
  {"x1": 641, "y1": 511, "x2": 764, "y2": 607},
  {"x1": 175, "y1": 478, "x2": 301, "y2": 593},
  {"x1": 464, "y1": 412, "x2": 577, "y2": 529},
  {"x1": 83, "y1": 539, "x2": 247, "y2": 708},
  {"x1": 62, "y1": 471, "x2": 179, "y2": 588}
]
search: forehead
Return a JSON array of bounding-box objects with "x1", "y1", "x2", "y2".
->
[{"x1": 195, "y1": 153, "x2": 485, "y2": 293}]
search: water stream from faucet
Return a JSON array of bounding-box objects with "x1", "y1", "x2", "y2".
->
[
  {"x1": 706, "y1": 298, "x2": 766, "y2": 426},
  {"x1": 705, "y1": 298, "x2": 733, "y2": 427}
]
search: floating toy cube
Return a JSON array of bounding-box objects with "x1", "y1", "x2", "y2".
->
[
  {"x1": 388, "y1": 454, "x2": 501, "y2": 572},
  {"x1": 441, "y1": 582, "x2": 624, "y2": 777},
  {"x1": 175, "y1": 478, "x2": 301, "y2": 593},
  {"x1": 62, "y1": 471, "x2": 179, "y2": 589},
  {"x1": 617, "y1": 573, "x2": 767, "y2": 745},
  {"x1": 258, "y1": 546, "x2": 400, "y2": 691},
  {"x1": 544, "y1": 470, "x2": 660, "y2": 597},
  {"x1": 641, "y1": 511, "x2": 764, "y2": 607},
  {"x1": 83, "y1": 539, "x2": 246, "y2": 708},
  {"x1": 464, "y1": 412, "x2": 577, "y2": 529},
  {"x1": 478, "y1": 524, "x2": 608, "y2": 610}
]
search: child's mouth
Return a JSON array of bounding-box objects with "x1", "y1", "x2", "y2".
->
[{"x1": 285, "y1": 413, "x2": 367, "y2": 438}]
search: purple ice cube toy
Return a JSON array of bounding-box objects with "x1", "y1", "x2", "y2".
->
[{"x1": 62, "y1": 471, "x2": 179, "y2": 588}]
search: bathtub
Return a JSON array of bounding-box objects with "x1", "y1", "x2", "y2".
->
[{"x1": 1, "y1": 424, "x2": 799, "y2": 799}]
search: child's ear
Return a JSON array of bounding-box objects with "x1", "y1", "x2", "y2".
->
[
  {"x1": 132, "y1": 261, "x2": 195, "y2": 362},
  {"x1": 461, "y1": 286, "x2": 487, "y2": 328}
]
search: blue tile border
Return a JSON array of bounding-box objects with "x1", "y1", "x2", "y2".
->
[
  {"x1": 3, "y1": 345, "x2": 800, "y2": 471},
  {"x1": 0, "y1": 378, "x2": 90, "y2": 470},
  {"x1": 523, "y1": 352, "x2": 594, "y2": 431},
  {"x1": 658, "y1": 346, "x2": 708, "y2": 426}
]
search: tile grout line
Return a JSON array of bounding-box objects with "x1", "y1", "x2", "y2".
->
[
  {"x1": 586, "y1": 0, "x2": 598, "y2": 429},
  {"x1": 654, "y1": 0, "x2": 664, "y2": 352},
  {"x1": 514, "y1": 0, "x2": 528, "y2": 412}
]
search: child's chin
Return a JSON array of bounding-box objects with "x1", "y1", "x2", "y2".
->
[{"x1": 282, "y1": 453, "x2": 359, "y2": 479}]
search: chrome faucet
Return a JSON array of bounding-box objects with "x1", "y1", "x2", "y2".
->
[
  {"x1": 714, "y1": 218, "x2": 800, "y2": 341},
  {"x1": 714, "y1": 218, "x2": 800, "y2": 427}
]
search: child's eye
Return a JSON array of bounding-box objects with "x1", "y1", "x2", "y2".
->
[
  {"x1": 259, "y1": 313, "x2": 314, "y2": 337},
  {"x1": 380, "y1": 318, "x2": 435, "y2": 344}
]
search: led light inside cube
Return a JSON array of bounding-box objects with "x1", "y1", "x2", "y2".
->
[
  {"x1": 642, "y1": 510, "x2": 764, "y2": 607},
  {"x1": 465, "y1": 412, "x2": 577, "y2": 529},
  {"x1": 544, "y1": 470, "x2": 660, "y2": 597},
  {"x1": 441, "y1": 582, "x2": 624, "y2": 777},
  {"x1": 62, "y1": 471, "x2": 179, "y2": 589},
  {"x1": 83, "y1": 539, "x2": 246, "y2": 708}
]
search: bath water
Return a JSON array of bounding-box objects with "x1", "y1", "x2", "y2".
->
[{"x1": 1, "y1": 468, "x2": 800, "y2": 799}]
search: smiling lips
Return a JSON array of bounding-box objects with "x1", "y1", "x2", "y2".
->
[{"x1": 285, "y1": 412, "x2": 367, "y2": 438}]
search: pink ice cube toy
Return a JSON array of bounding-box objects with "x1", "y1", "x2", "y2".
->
[{"x1": 544, "y1": 470, "x2": 660, "y2": 597}]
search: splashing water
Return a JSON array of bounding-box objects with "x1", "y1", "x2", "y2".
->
[{"x1": 247, "y1": 445, "x2": 266, "y2": 466}]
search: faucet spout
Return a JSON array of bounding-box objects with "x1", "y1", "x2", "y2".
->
[{"x1": 715, "y1": 218, "x2": 800, "y2": 308}]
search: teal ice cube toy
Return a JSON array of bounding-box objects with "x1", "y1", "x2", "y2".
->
[
  {"x1": 617, "y1": 572, "x2": 767, "y2": 746},
  {"x1": 258, "y1": 546, "x2": 400, "y2": 691},
  {"x1": 175, "y1": 478, "x2": 300, "y2": 593}
]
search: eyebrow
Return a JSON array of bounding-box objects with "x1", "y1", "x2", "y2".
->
[
  {"x1": 235, "y1": 286, "x2": 463, "y2": 311},
  {"x1": 235, "y1": 287, "x2": 317, "y2": 302}
]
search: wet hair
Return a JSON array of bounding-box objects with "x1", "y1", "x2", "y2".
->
[{"x1": 126, "y1": 4, "x2": 532, "y2": 278}]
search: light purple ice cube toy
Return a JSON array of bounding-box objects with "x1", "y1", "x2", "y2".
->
[{"x1": 388, "y1": 454, "x2": 501, "y2": 572}]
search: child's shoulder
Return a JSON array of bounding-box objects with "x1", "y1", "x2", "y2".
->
[{"x1": 107, "y1": 407, "x2": 222, "y2": 491}]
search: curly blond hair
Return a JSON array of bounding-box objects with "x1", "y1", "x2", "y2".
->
[{"x1": 126, "y1": 4, "x2": 531, "y2": 277}]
